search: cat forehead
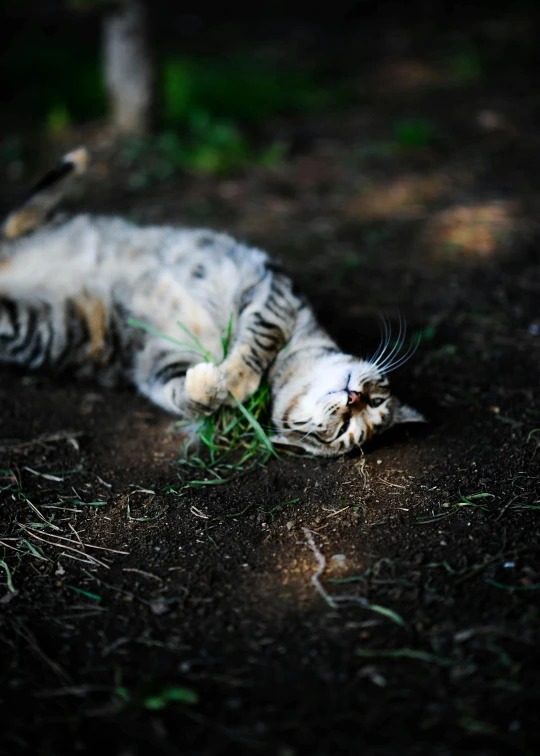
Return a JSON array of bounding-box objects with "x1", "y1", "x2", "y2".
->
[
  {"x1": 361, "y1": 377, "x2": 390, "y2": 392},
  {"x1": 322, "y1": 359, "x2": 388, "y2": 388}
]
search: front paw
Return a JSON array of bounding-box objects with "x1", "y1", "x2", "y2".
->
[
  {"x1": 185, "y1": 362, "x2": 227, "y2": 412},
  {"x1": 221, "y1": 350, "x2": 261, "y2": 404}
]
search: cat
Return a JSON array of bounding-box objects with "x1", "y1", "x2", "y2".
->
[{"x1": 0, "y1": 148, "x2": 424, "y2": 457}]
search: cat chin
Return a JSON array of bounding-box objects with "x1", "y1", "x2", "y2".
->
[
  {"x1": 269, "y1": 434, "x2": 344, "y2": 458},
  {"x1": 270, "y1": 401, "x2": 426, "y2": 457}
]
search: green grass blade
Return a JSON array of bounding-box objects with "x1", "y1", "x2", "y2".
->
[
  {"x1": 229, "y1": 394, "x2": 278, "y2": 458},
  {"x1": 127, "y1": 318, "x2": 207, "y2": 357},
  {"x1": 66, "y1": 585, "x2": 102, "y2": 602},
  {"x1": 175, "y1": 320, "x2": 212, "y2": 361},
  {"x1": 221, "y1": 314, "x2": 234, "y2": 359},
  {"x1": 0, "y1": 559, "x2": 16, "y2": 593},
  {"x1": 366, "y1": 603, "x2": 407, "y2": 628}
]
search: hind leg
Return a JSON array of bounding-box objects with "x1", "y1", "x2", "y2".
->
[
  {"x1": 0, "y1": 293, "x2": 119, "y2": 376},
  {"x1": 0, "y1": 296, "x2": 59, "y2": 369}
]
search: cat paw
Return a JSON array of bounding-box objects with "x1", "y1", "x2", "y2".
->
[
  {"x1": 185, "y1": 362, "x2": 228, "y2": 412},
  {"x1": 221, "y1": 350, "x2": 261, "y2": 404}
]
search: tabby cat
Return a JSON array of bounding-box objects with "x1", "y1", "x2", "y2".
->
[{"x1": 0, "y1": 149, "x2": 423, "y2": 456}]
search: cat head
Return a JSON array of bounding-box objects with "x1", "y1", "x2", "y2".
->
[{"x1": 270, "y1": 353, "x2": 424, "y2": 457}]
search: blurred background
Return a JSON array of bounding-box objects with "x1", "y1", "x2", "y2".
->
[{"x1": 1, "y1": 0, "x2": 539, "y2": 326}]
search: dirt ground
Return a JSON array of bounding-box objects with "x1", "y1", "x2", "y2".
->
[{"x1": 2, "y1": 10, "x2": 540, "y2": 756}]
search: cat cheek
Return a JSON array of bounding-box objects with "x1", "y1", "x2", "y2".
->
[{"x1": 269, "y1": 434, "x2": 306, "y2": 452}]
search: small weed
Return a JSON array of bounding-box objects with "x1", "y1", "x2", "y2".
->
[
  {"x1": 66, "y1": 585, "x2": 102, "y2": 602},
  {"x1": 0, "y1": 559, "x2": 16, "y2": 593},
  {"x1": 257, "y1": 497, "x2": 300, "y2": 522},
  {"x1": 115, "y1": 683, "x2": 199, "y2": 711},
  {"x1": 425, "y1": 561, "x2": 469, "y2": 577},
  {"x1": 125, "y1": 493, "x2": 166, "y2": 522},
  {"x1": 485, "y1": 579, "x2": 540, "y2": 592},
  {"x1": 144, "y1": 686, "x2": 199, "y2": 709},
  {"x1": 416, "y1": 492, "x2": 494, "y2": 523},
  {"x1": 365, "y1": 605, "x2": 408, "y2": 627},
  {"x1": 510, "y1": 502, "x2": 540, "y2": 512},
  {"x1": 453, "y1": 491, "x2": 494, "y2": 509}
]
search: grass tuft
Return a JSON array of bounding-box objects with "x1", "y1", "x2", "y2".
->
[
  {"x1": 176, "y1": 380, "x2": 277, "y2": 489},
  {"x1": 128, "y1": 316, "x2": 279, "y2": 491}
]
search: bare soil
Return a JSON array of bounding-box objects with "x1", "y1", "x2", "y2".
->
[{"x1": 2, "y1": 11, "x2": 540, "y2": 756}]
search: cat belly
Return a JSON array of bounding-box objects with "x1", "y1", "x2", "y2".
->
[{"x1": 129, "y1": 272, "x2": 226, "y2": 362}]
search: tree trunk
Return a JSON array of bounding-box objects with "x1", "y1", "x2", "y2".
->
[{"x1": 102, "y1": 0, "x2": 154, "y2": 134}]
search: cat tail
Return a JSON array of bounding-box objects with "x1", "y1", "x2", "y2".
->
[{"x1": 2, "y1": 147, "x2": 89, "y2": 240}]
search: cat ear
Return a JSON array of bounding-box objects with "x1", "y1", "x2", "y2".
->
[{"x1": 393, "y1": 403, "x2": 426, "y2": 425}]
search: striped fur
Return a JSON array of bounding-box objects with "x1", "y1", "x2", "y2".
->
[{"x1": 0, "y1": 150, "x2": 423, "y2": 456}]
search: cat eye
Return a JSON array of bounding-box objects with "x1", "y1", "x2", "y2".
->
[
  {"x1": 337, "y1": 418, "x2": 351, "y2": 437},
  {"x1": 368, "y1": 397, "x2": 385, "y2": 408}
]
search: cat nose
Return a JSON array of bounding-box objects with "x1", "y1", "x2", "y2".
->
[{"x1": 346, "y1": 390, "x2": 362, "y2": 405}]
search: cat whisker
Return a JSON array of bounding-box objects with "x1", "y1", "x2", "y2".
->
[
  {"x1": 377, "y1": 312, "x2": 407, "y2": 373},
  {"x1": 371, "y1": 314, "x2": 399, "y2": 370},
  {"x1": 379, "y1": 335, "x2": 420, "y2": 374},
  {"x1": 369, "y1": 313, "x2": 391, "y2": 367}
]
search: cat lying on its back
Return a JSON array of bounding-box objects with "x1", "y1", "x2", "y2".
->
[{"x1": 0, "y1": 148, "x2": 423, "y2": 456}]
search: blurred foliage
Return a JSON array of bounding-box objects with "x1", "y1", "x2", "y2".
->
[
  {"x1": 349, "y1": 117, "x2": 437, "y2": 168},
  {"x1": 1, "y1": 40, "x2": 345, "y2": 129},
  {"x1": 1, "y1": 40, "x2": 106, "y2": 125},
  {"x1": 0, "y1": 136, "x2": 24, "y2": 167},
  {"x1": 116, "y1": 126, "x2": 286, "y2": 187},
  {"x1": 0, "y1": 136, "x2": 26, "y2": 181},
  {"x1": 447, "y1": 46, "x2": 484, "y2": 82},
  {"x1": 46, "y1": 104, "x2": 72, "y2": 134},
  {"x1": 162, "y1": 55, "x2": 338, "y2": 125},
  {"x1": 1, "y1": 39, "x2": 347, "y2": 176},
  {"x1": 392, "y1": 118, "x2": 436, "y2": 149}
]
